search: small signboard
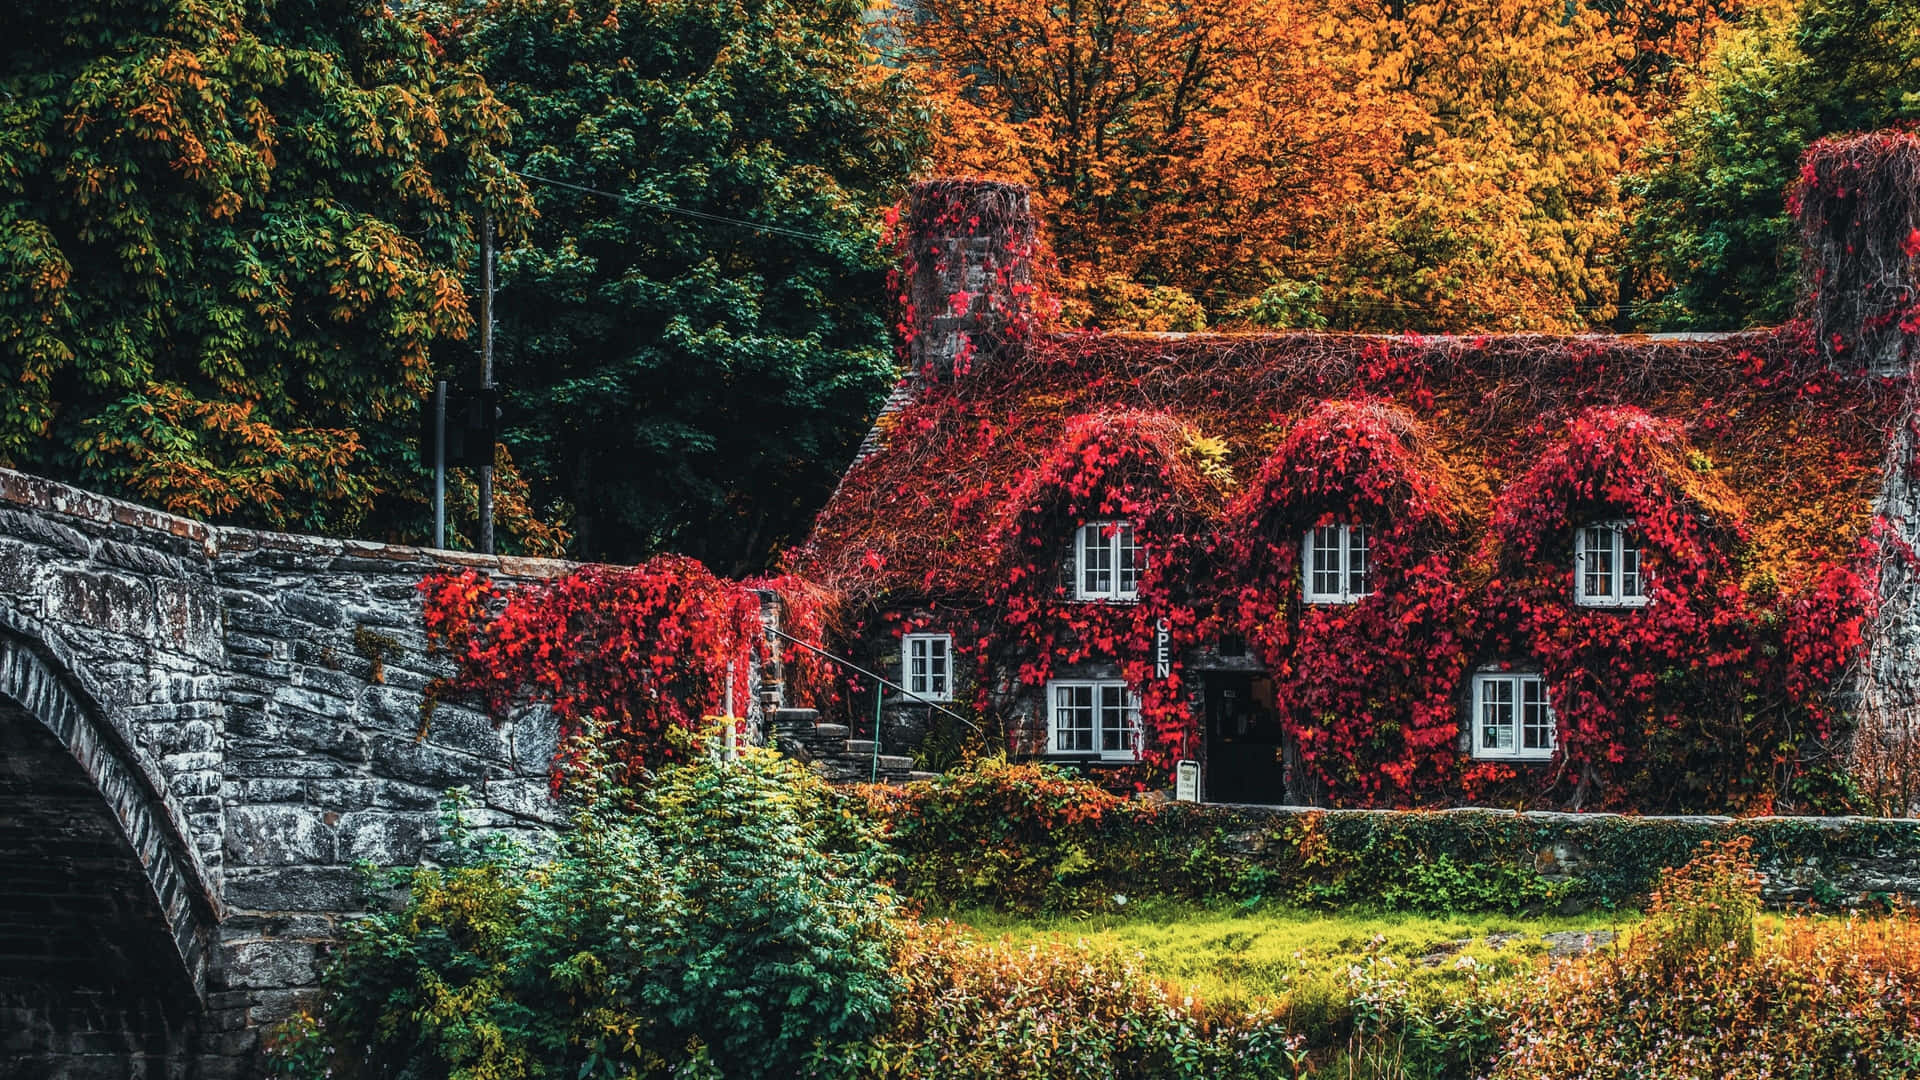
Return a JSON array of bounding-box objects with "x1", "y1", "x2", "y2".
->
[
  {"x1": 1154, "y1": 617, "x2": 1173, "y2": 679},
  {"x1": 1175, "y1": 759, "x2": 1200, "y2": 803}
]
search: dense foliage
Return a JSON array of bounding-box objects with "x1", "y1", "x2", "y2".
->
[
  {"x1": 424, "y1": 0, "x2": 927, "y2": 568},
  {"x1": 0, "y1": 0, "x2": 524, "y2": 533},
  {"x1": 272, "y1": 749, "x2": 899, "y2": 1080},
  {"x1": 420, "y1": 561, "x2": 769, "y2": 784},
  {"x1": 1494, "y1": 839, "x2": 1920, "y2": 1079},
  {"x1": 899, "y1": 0, "x2": 1740, "y2": 331},
  {"x1": 1628, "y1": 0, "x2": 1920, "y2": 329}
]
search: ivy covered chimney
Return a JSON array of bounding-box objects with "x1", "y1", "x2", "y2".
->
[
  {"x1": 898, "y1": 179, "x2": 1038, "y2": 381},
  {"x1": 1793, "y1": 130, "x2": 1920, "y2": 374}
]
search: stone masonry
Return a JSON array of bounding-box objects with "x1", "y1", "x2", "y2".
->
[{"x1": 0, "y1": 467, "x2": 573, "y2": 1078}]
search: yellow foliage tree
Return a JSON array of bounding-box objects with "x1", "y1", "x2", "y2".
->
[{"x1": 900, "y1": 0, "x2": 1415, "y2": 313}]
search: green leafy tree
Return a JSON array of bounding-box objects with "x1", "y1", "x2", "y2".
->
[
  {"x1": 278, "y1": 749, "x2": 899, "y2": 1079},
  {"x1": 1627, "y1": 0, "x2": 1920, "y2": 329},
  {"x1": 432, "y1": 0, "x2": 927, "y2": 570},
  {"x1": 0, "y1": 0, "x2": 526, "y2": 532}
]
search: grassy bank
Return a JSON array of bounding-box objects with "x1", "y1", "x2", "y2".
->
[{"x1": 945, "y1": 901, "x2": 1631, "y2": 1011}]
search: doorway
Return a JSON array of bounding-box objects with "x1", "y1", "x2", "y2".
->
[{"x1": 1201, "y1": 671, "x2": 1288, "y2": 803}]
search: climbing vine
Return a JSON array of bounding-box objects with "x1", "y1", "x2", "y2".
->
[
  {"x1": 795, "y1": 319, "x2": 1906, "y2": 811},
  {"x1": 419, "y1": 558, "x2": 765, "y2": 786},
  {"x1": 1219, "y1": 398, "x2": 1476, "y2": 805},
  {"x1": 1792, "y1": 129, "x2": 1920, "y2": 372}
]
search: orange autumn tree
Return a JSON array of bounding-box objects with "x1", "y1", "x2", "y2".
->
[
  {"x1": 899, "y1": 0, "x2": 1412, "y2": 318},
  {"x1": 1315, "y1": 0, "x2": 1646, "y2": 331}
]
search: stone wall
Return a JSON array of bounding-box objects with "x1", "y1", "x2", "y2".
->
[{"x1": 0, "y1": 468, "x2": 574, "y2": 1078}]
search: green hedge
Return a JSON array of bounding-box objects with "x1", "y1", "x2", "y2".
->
[{"x1": 866, "y1": 761, "x2": 1920, "y2": 914}]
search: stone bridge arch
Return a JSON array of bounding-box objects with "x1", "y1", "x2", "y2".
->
[{"x1": 0, "y1": 619, "x2": 218, "y2": 1075}]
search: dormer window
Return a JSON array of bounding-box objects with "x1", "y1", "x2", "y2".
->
[
  {"x1": 1302, "y1": 523, "x2": 1371, "y2": 604},
  {"x1": 903, "y1": 633, "x2": 953, "y2": 702},
  {"x1": 1574, "y1": 522, "x2": 1648, "y2": 607},
  {"x1": 1075, "y1": 521, "x2": 1144, "y2": 601},
  {"x1": 1471, "y1": 671, "x2": 1557, "y2": 761}
]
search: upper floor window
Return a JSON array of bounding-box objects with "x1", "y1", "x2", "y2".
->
[
  {"x1": 903, "y1": 633, "x2": 953, "y2": 702},
  {"x1": 1574, "y1": 522, "x2": 1648, "y2": 607},
  {"x1": 1075, "y1": 521, "x2": 1144, "y2": 601},
  {"x1": 1471, "y1": 671, "x2": 1556, "y2": 761},
  {"x1": 1302, "y1": 523, "x2": 1371, "y2": 604},
  {"x1": 1048, "y1": 679, "x2": 1140, "y2": 760}
]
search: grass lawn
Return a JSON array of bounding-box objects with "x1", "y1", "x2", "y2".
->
[{"x1": 944, "y1": 900, "x2": 1637, "y2": 1013}]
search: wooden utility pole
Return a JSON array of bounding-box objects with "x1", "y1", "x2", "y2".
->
[{"x1": 478, "y1": 215, "x2": 496, "y2": 555}]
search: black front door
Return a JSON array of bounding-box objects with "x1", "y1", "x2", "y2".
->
[{"x1": 1202, "y1": 671, "x2": 1288, "y2": 803}]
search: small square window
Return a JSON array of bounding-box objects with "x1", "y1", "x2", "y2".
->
[
  {"x1": 1574, "y1": 522, "x2": 1650, "y2": 607},
  {"x1": 1075, "y1": 522, "x2": 1145, "y2": 602},
  {"x1": 1048, "y1": 679, "x2": 1140, "y2": 760},
  {"x1": 1471, "y1": 672, "x2": 1556, "y2": 761},
  {"x1": 903, "y1": 633, "x2": 953, "y2": 702},
  {"x1": 1302, "y1": 523, "x2": 1372, "y2": 604}
]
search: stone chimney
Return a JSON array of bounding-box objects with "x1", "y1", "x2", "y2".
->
[
  {"x1": 900, "y1": 179, "x2": 1038, "y2": 381},
  {"x1": 1793, "y1": 130, "x2": 1920, "y2": 374}
]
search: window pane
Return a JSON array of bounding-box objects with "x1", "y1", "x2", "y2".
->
[
  {"x1": 1055, "y1": 684, "x2": 1093, "y2": 751},
  {"x1": 1099, "y1": 684, "x2": 1128, "y2": 752},
  {"x1": 930, "y1": 639, "x2": 948, "y2": 695},
  {"x1": 1117, "y1": 524, "x2": 1144, "y2": 595},
  {"x1": 1348, "y1": 524, "x2": 1372, "y2": 598},
  {"x1": 1620, "y1": 536, "x2": 1643, "y2": 599},
  {"x1": 908, "y1": 637, "x2": 928, "y2": 693},
  {"x1": 1481, "y1": 678, "x2": 1515, "y2": 750},
  {"x1": 1583, "y1": 527, "x2": 1612, "y2": 598},
  {"x1": 1081, "y1": 525, "x2": 1113, "y2": 596},
  {"x1": 1522, "y1": 678, "x2": 1554, "y2": 751},
  {"x1": 1311, "y1": 525, "x2": 1342, "y2": 597}
]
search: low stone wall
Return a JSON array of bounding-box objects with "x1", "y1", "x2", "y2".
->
[{"x1": 875, "y1": 772, "x2": 1920, "y2": 913}]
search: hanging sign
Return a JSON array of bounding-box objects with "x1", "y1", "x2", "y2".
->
[
  {"x1": 1175, "y1": 759, "x2": 1200, "y2": 803},
  {"x1": 1153, "y1": 617, "x2": 1173, "y2": 679}
]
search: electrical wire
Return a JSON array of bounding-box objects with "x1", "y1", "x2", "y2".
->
[{"x1": 512, "y1": 169, "x2": 853, "y2": 245}]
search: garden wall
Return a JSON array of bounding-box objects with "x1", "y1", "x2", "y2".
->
[{"x1": 871, "y1": 767, "x2": 1920, "y2": 913}]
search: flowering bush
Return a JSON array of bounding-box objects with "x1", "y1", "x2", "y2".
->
[
  {"x1": 420, "y1": 558, "x2": 767, "y2": 786},
  {"x1": 1494, "y1": 840, "x2": 1920, "y2": 1080}
]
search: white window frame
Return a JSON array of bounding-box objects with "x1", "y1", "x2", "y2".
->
[
  {"x1": 1047, "y1": 679, "x2": 1141, "y2": 760},
  {"x1": 1301, "y1": 523, "x2": 1372, "y2": 604},
  {"x1": 1573, "y1": 521, "x2": 1649, "y2": 608},
  {"x1": 1470, "y1": 671, "x2": 1557, "y2": 761},
  {"x1": 1074, "y1": 521, "x2": 1144, "y2": 602},
  {"x1": 902, "y1": 633, "x2": 954, "y2": 702}
]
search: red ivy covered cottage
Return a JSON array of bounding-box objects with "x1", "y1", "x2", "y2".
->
[{"x1": 788, "y1": 132, "x2": 1920, "y2": 815}]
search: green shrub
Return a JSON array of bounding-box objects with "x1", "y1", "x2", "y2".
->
[{"x1": 275, "y1": 748, "x2": 898, "y2": 1079}]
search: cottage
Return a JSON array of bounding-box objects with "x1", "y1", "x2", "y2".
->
[{"x1": 789, "y1": 133, "x2": 1920, "y2": 815}]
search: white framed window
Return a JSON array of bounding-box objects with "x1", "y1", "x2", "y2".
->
[
  {"x1": 1573, "y1": 522, "x2": 1649, "y2": 607},
  {"x1": 1048, "y1": 679, "x2": 1141, "y2": 760},
  {"x1": 1471, "y1": 671, "x2": 1557, "y2": 761},
  {"x1": 1302, "y1": 523, "x2": 1372, "y2": 603},
  {"x1": 902, "y1": 633, "x2": 953, "y2": 702},
  {"x1": 1074, "y1": 521, "x2": 1144, "y2": 601}
]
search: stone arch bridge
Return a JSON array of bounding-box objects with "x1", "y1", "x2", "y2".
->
[{"x1": 0, "y1": 469, "x2": 570, "y2": 1078}]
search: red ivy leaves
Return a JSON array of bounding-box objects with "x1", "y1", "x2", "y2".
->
[{"x1": 419, "y1": 558, "x2": 765, "y2": 789}]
